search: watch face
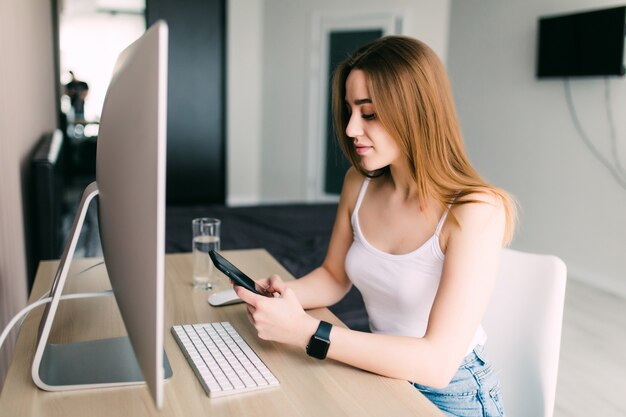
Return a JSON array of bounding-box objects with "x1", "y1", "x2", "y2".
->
[{"x1": 307, "y1": 335, "x2": 330, "y2": 359}]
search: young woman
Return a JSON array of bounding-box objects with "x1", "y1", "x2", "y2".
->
[{"x1": 234, "y1": 36, "x2": 516, "y2": 417}]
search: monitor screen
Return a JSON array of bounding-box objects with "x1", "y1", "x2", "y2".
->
[
  {"x1": 537, "y1": 6, "x2": 626, "y2": 77},
  {"x1": 31, "y1": 20, "x2": 171, "y2": 410}
]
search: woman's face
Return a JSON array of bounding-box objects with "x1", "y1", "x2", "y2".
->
[{"x1": 344, "y1": 69, "x2": 402, "y2": 172}]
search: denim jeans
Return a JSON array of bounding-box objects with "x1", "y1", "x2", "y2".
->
[{"x1": 411, "y1": 345, "x2": 506, "y2": 417}]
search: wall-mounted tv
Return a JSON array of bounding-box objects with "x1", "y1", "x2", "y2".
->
[{"x1": 537, "y1": 6, "x2": 626, "y2": 78}]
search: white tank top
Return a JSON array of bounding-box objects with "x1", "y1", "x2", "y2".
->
[{"x1": 345, "y1": 178, "x2": 486, "y2": 355}]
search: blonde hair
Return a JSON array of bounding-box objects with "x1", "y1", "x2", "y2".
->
[{"x1": 332, "y1": 36, "x2": 516, "y2": 244}]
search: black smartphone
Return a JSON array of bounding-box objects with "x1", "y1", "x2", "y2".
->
[{"x1": 208, "y1": 250, "x2": 262, "y2": 295}]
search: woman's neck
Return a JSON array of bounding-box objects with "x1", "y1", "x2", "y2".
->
[{"x1": 388, "y1": 163, "x2": 419, "y2": 202}]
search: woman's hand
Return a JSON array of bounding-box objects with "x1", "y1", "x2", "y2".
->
[
  {"x1": 233, "y1": 276, "x2": 319, "y2": 349},
  {"x1": 251, "y1": 274, "x2": 287, "y2": 296}
]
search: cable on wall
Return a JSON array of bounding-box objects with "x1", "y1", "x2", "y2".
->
[
  {"x1": 604, "y1": 78, "x2": 626, "y2": 175},
  {"x1": 563, "y1": 78, "x2": 626, "y2": 189}
]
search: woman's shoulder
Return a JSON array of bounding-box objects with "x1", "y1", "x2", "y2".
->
[
  {"x1": 345, "y1": 165, "x2": 368, "y2": 192},
  {"x1": 447, "y1": 190, "x2": 507, "y2": 239},
  {"x1": 343, "y1": 166, "x2": 367, "y2": 191},
  {"x1": 338, "y1": 167, "x2": 367, "y2": 212}
]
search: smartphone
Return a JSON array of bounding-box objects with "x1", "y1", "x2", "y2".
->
[{"x1": 208, "y1": 250, "x2": 262, "y2": 295}]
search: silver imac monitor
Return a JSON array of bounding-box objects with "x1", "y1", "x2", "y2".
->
[{"x1": 31, "y1": 20, "x2": 172, "y2": 409}]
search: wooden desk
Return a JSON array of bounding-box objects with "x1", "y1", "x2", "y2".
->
[{"x1": 0, "y1": 250, "x2": 442, "y2": 416}]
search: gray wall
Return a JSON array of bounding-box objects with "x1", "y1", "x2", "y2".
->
[
  {"x1": 448, "y1": 0, "x2": 626, "y2": 295},
  {"x1": 0, "y1": 0, "x2": 57, "y2": 387},
  {"x1": 226, "y1": 0, "x2": 451, "y2": 204}
]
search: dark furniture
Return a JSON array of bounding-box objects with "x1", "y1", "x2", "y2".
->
[
  {"x1": 28, "y1": 130, "x2": 65, "y2": 288},
  {"x1": 28, "y1": 130, "x2": 100, "y2": 289}
]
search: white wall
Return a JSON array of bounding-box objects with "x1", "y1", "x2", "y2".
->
[
  {"x1": 448, "y1": 0, "x2": 626, "y2": 296},
  {"x1": 0, "y1": 0, "x2": 57, "y2": 387},
  {"x1": 226, "y1": 0, "x2": 264, "y2": 206},
  {"x1": 226, "y1": 0, "x2": 451, "y2": 204}
]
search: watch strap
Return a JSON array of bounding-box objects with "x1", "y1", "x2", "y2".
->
[
  {"x1": 306, "y1": 320, "x2": 332, "y2": 360},
  {"x1": 314, "y1": 320, "x2": 332, "y2": 341}
]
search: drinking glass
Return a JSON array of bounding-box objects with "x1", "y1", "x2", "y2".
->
[{"x1": 192, "y1": 217, "x2": 221, "y2": 290}]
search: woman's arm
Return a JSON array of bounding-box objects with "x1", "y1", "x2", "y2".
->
[{"x1": 237, "y1": 191, "x2": 506, "y2": 388}]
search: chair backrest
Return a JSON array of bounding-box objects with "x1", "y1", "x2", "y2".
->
[{"x1": 482, "y1": 248, "x2": 567, "y2": 417}]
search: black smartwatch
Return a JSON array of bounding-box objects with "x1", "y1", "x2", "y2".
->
[{"x1": 306, "y1": 321, "x2": 332, "y2": 360}]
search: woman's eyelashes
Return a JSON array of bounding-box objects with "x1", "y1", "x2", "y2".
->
[
  {"x1": 345, "y1": 104, "x2": 376, "y2": 121},
  {"x1": 360, "y1": 105, "x2": 376, "y2": 120}
]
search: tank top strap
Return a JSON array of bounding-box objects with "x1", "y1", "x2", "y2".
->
[
  {"x1": 434, "y1": 202, "x2": 454, "y2": 237},
  {"x1": 353, "y1": 177, "x2": 371, "y2": 214}
]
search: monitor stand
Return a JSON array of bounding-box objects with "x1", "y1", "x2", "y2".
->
[{"x1": 31, "y1": 182, "x2": 172, "y2": 391}]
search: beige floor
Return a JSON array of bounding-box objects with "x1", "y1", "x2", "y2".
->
[{"x1": 554, "y1": 278, "x2": 626, "y2": 417}]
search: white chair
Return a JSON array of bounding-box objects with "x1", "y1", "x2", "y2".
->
[{"x1": 482, "y1": 248, "x2": 567, "y2": 417}]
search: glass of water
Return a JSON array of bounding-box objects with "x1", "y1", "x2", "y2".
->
[{"x1": 192, "y1": 217, "x2": 221, "y2": 290}]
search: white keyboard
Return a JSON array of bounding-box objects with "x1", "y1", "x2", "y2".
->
[{"x1": 171, "y1": 322, "x2": 280, "y2": 397}]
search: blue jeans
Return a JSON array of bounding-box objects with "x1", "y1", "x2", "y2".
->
[{"x1": 411, "y1": 345, "x2": 506, "y2": 417}]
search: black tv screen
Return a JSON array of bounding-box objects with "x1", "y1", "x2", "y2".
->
[{"x1": 537, "y1": 6, "x2": 626, "y2": 77}]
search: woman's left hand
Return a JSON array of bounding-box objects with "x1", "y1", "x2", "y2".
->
[{"x1": 234, "y1": 283, "x2": 319, "y2": 349}]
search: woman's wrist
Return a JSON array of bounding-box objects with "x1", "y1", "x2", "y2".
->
[{"x1": 300, "y1": 315, "x2": 321, "y2": 350}]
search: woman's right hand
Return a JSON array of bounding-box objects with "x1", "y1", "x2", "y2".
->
[{"x1": 234, "y1": 276, "x2": 318, "y2": 348}]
